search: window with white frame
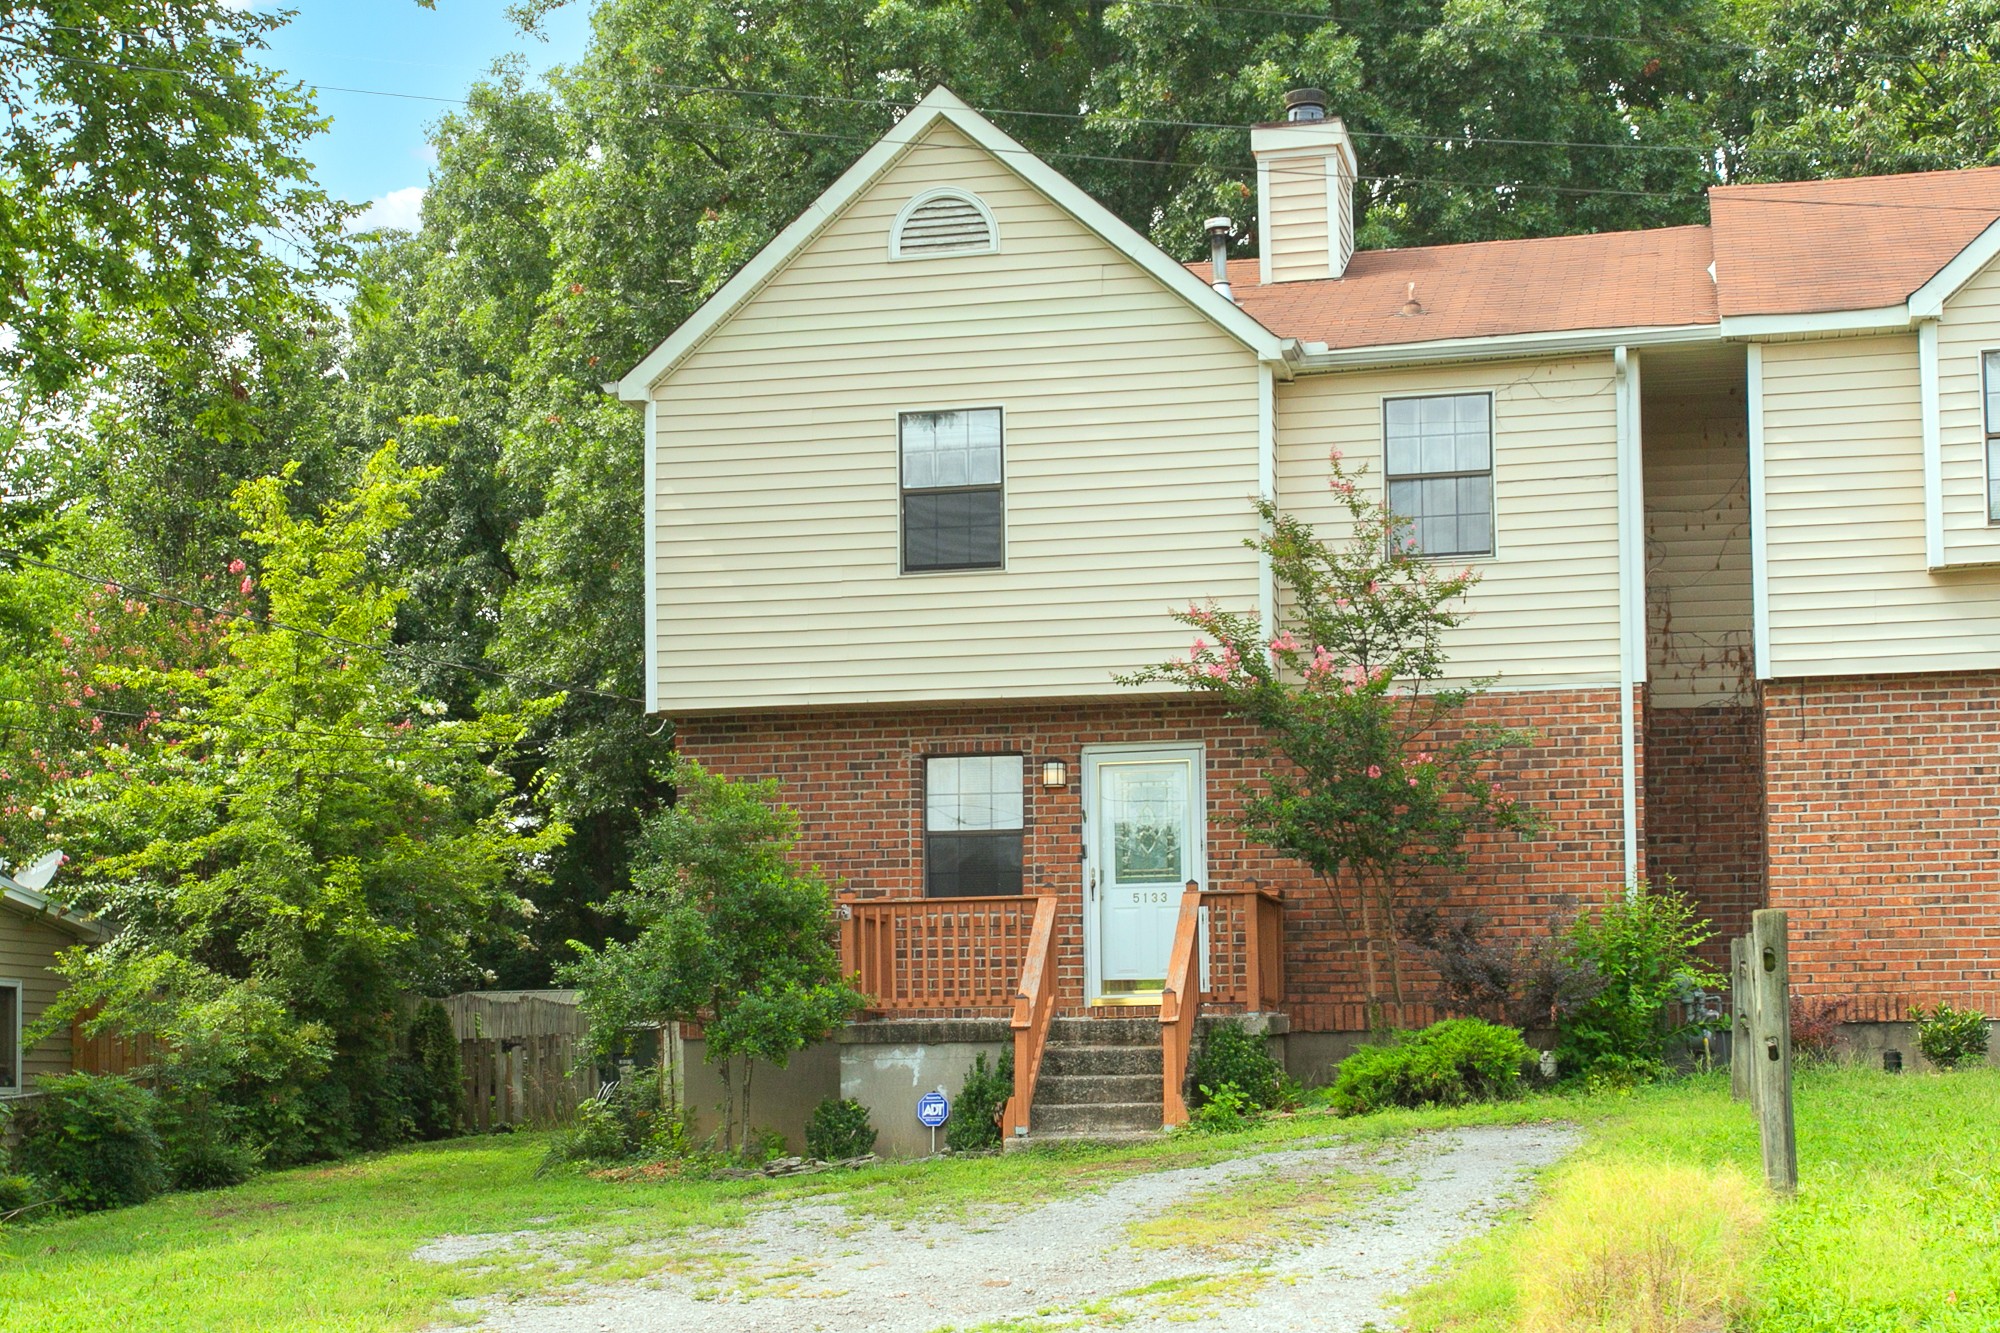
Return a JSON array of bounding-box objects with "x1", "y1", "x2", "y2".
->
[
  {"x1": 1384, "y1": 393, "x2": 1495, "y2": 557},
  {"x1": 924, "y1": 755, "x2": 1024, "y2": 898},
  {"x1": 0, "y1": 980, "x2": 19, "y2": 1094},
  {"x1": 1984, "y1": 351, "x2": 2000, "y2": 523},
  {"x1": 901, "y1": 408, "x2": 1004, "y2": 572}
]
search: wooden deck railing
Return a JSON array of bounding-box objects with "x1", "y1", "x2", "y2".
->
[
  {"x1": 1162, "y1": 882, "x2": 1286, "y2": 1125},
  {"x1": 1003, "y1": 894, "x2": 1061, "y2": 1139},
  {"x1": 840, "y1": 894, "x2": 1044, "y2": 1013}
]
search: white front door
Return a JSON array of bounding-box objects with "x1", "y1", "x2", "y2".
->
[{"x1": 1083, "y1": 745, "x2": 1205, "y2": 1002}]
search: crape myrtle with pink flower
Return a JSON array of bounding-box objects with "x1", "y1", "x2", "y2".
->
[{"x1": 1121, "y1": 451, "x2": 1542, "y2": 1021}]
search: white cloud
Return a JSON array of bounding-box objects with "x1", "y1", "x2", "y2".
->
[{"x1": 351, "y1": 185, "x2": 427, "y2": 234}]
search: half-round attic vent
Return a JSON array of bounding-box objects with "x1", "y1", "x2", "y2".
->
[{"x1": 891, "y1": 188, "x2": 998, "y2": 259}]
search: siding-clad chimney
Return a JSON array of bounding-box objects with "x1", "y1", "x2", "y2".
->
[{"x1": 1252, "y1": 88, "x2": 1357, "y2": 284}]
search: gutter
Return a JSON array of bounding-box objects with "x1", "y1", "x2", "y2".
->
[{"x1": 1291, "y1": 322, "x2": 1720, "y2": 372}]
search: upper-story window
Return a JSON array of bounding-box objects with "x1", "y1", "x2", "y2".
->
[
  {"x1": 1984, "y1": 351, "x2": 2000, "y2": 523},
  {"x1": 1384, "y1": 392, "x2": 1494, "y2": 557},
  {"x1": 901, "y1": 408, "x2": 1004, "y2": 572},
  {"x1": 891, "y1": 188, "x2": 999, "y2": 259},
  {"x1": 925, "y1": 755, "x2": 1024, "y2": 898}
]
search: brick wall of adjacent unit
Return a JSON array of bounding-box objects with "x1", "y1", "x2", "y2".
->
[
  {"x1": 1763, "y1": 672, "x2": 2000, "y2": 1021},
  {"x1": 1643, "y1": 703, "x2": 1766, "y2": 967},
  {"x1": 677, "y1": 687, "x2": 1640, "y2": 1032}
]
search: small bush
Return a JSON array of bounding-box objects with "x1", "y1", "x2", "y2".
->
[
  {"x1": 945, "y1": 1048, "x2": 1012, "y2": 1154},
  {"x1": 1185, "y1": 1082, "x2": 1254, "y2": 1134},
  {"x1": 1912, "y1": 1002, "x2": 1991, "y2": 1069},
  {"x1": 1556, "y1": 882, "x2": 1720, "y2": 1082},
  {"x1": 1516, "y1": 1161, "x2": 1766, "y2": 1333},
  {"x1": 1790, "y1": 993, "x2": 1845, "y2": 1063},
  {"x1": 539, "y1": 1067, "x2": 673, "y2": 1171},
  {"x1": 805, "y1": 1097, "x2": 877, "y2": 1161},
  {"x1": 0, "y1": 1175, "x2": 35, "y2": 1215},
  {"x1": 155, "y1": 1099, "x2": 261, "y2": 1192},
  {"x1": 1329, "y1": 1018, "x2": 1533, "y2": 1115},
  {"x1": 1189, "y1": 1020, "x2": 1293, "y2": 1111},
  {"x1": 11, "y1": 1073, "x2": 166, "y2": 1212},
  {"x1": 393, "y1": 999, "x2": 462, "y2": 1141}
]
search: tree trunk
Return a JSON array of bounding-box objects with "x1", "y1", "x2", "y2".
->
[
  {"x1": 740, "y1": 1059, "x2": 756, "y2": 1157},
  {"x1": 1382, "y1": 883, "x2": 1409, "y2": 1027},
  {"x1": 1358, "y1": 881, "x2": 1383, "y2": 1029}
]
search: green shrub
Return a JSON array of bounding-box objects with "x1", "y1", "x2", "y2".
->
[
  {"x1": 11, "y1": 1073, "x2": 166, "y2": 1211},
  {"x1": 155, "y1": 1097, "x2": 261, "y2": 1192},
  {"x1": 391, "y1": 999, "x2": 462, "y2": 1141},
  {"x1": 0, "y1": 1175, "x2": 34, "y2": 1215},
  {"x1": 805, "y1": 1097, "x2": 877, "y2": 1161},
  {"x1": 1556, "y1": 881, "x2": 1720, "y2": 1082},
  {"x1": 1329, "y1": 1018, "x2": 1533, "y2": 1115},
  {"x1": 945, "y1": 1048, "x2": 1013, "y2": 1154},
  {"x1": 1912, "y1": 1002, "x2": 1991, "y2": 1069},
  {"x1": 1185, "y1": 1082, "x2": 1255, "y2": 1134},
  {"x1": 1189, "y1": 1020, "x2": 1293, "y2": 1111},
  {"x1": 538, "y1": 1066, "x2": 673, "y2": 1171}
]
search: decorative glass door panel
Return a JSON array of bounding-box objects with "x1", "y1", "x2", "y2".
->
[{"x1": 1088, "y1": 751, "x2": 1201, "y2": 999}]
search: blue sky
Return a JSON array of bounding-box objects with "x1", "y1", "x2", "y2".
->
[{"x1": 256, "y1": 1, "x2": 594, "y2": 230}]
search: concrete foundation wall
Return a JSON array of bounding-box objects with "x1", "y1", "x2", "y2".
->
[
  {"x1": 840, "y1": 1019, "x2": 1009, "y2": 1159},
  {"x1": 678, "y1": 1036, "x2": 840, "y2": 1155}
]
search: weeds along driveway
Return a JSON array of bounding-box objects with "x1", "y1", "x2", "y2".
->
[{"x1": 430, "y1": 1122, "x2": 1577, "y2": 1333}]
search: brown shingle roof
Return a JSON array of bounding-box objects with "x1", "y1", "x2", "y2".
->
[
  {"x1": 1708, "y1": 166, "x2": 2000, "y2": 317},
  {"x1": 1195, "y1": 226, "x2": 1717, "y2": 348}
]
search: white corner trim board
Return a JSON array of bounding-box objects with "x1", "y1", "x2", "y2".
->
[
  {"x1": 1746, "y1": 343, "x2": 1772, "y2": 679},
  {"x1": 1257, "y1": 364, "x2": 1276, "y2": 641},
  {"x1": 642, "y1": 398, "x2": 659, "y2": 715},
  {"x1": 1920, "y1": 319, "x2": 1945, "y2": 570},
  {"x1": 614, "y1": 86, "x2": 1286, "y2": 401},
  {"x1": 1613, "y1": 345, "x2": 1642, "y2": 886}
]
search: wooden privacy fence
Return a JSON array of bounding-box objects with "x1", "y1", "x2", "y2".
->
[{"x1": 440, "y1": 990, "x2": 596, "y2": 1131}]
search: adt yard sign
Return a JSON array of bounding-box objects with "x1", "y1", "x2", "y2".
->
[{"x1": 917, "y1": 1090, "x2": 950, "y2": 1128}]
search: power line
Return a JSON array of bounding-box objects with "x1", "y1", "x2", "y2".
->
[{"x1": 1, "y1": 551, "x2": 645, "y2": 707}]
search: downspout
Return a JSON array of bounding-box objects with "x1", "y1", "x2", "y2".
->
[{"x1": 1614, "y1": 346, "x2": 1643, "y2": 888}]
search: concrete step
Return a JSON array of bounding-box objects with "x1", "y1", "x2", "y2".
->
[
  {"x1": 1032, "y1": 1072, "x2": 1160, "y2": 1106},
  {"x1": 1029, "y1": 1100, "x2": 1165, "y2": 1134},
  {"x1": 1041, "y1": 1043, "x2": 1162, "y2": 1077},
  {"x1": 1050, "y1": 1016, "x2": 1158, "y2": 1046}
]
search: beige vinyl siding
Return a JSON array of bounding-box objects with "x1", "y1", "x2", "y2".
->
[
  {"x1": 1264, "y1": 153, "x2": 1333, "y2": 282},
  {"x1": 1761, "y1": 334, "x2": 2000, "y2": 675},
  {"x1": 650, "y1": 122, "x2": 1263, "y2": 712},
  {"x1": 1645, "y1": 393, "x2": 1755, "y2": 706},
  {"x1": 0, "y1": 914, "x2": 74, "y2": 1093},
  {"x1": 1935, "y1": 257, "x2": 2000, "y2": 564},
  {"x1": 1276, "y1": 356, "x2": 1623, "y2": 686}
]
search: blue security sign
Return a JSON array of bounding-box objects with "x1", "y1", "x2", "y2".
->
[{"x1": 917, "y1": 1090, "x2": 950, "y2": 1128}]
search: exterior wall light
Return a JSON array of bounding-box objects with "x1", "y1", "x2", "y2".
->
[{"x1": 1040, "y1": 760, "x2": 1069, "y2": 790}]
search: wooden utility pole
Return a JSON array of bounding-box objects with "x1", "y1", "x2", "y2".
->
[
  {"x1": 1730, "y1": 935, "x2": 1755, "y2": 1104},
  {"x1": 1749, "y1": 909, "x2": 1798, "y2": 1193}
]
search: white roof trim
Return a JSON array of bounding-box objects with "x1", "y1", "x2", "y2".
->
[
  {"x1": 1718, "y1": 305, "x2": 1911, "y2": 339},
  {"x1": 0, "y1": 874, "x2": 108, "y2": 942},
  {"x1": 615, "y1": 86, "x2": 1286, "y2": 401},
  {"x1": 1292, "y1": 322, "x2": 1719, "y2": 371},
  {"x1": 1909, "y1": 216, "x2": 2000, "y2": 319}
]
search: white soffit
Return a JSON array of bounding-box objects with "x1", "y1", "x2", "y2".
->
[{"x1": 614, "y1": 86, "x2": 1287, "y2": 401}]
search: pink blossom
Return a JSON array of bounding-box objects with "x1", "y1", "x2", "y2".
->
[
  {"x1": 1418, "y1": 751, "x2": 1432, "y2": 764},
  {"x1": 1308, "y1": 645, "x2": 1335, "y2": 678},
  {"x1": 1407, "y1": 777, "x2": 1419, "y2": 788},
  {"x1": 1269, "y1": 631, "x2": 1298, "y2": 654},
  {"x1": 1328, "y1": 447, "x2": 1344, "y2": 463},
  {"x1": 228, "y1": 559, "x2": 246, "y2": 574},
  {"x1": 1366, "y1": 765, "x2": 1382, "y2": 779},
  {"x1": 1343, "y1": 663, "x2": 1368, "y2": 688},
  {"x1": 1191, "y1": 637, "x2": 1208, "y2": 656},
  {"x1": 82, "y1": 685, "x2": 95, "y2": 697},
  {"x1": 240, "y1": 576, "x2": 254, "y2": 596},
  {"x1": 1203, "y1": 661, "x2": 1229, "y2": 680}
]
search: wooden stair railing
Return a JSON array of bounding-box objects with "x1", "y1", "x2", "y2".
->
[
  {"x1": 1160, "y1": 880, "x2": 1205, "y2": 1127},
  {"x1": 1002, "y1": 893, "x2": 1061, "y2": 1140}
]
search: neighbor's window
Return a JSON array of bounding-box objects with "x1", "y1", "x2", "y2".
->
[
  {"x1": 0, "y1": 981, "x2": 18, "y2": 1094},
  {"x1": 1985, "y1": 351, "x2": 2000, "y2": 523},
  {"x1": 924, "y1": 755, "x2": 1024, "y2": 898},
  {"x1": 1384, "y1": 392, "x2": 1494, "y2": 557},
  {"x1": 901, "y1": 408, "x2": 1004, "y2": 572}
]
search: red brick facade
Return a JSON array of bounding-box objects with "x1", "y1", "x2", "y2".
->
[
  {"x1": 1763, "y1": 672, "x2": 2000, "y2": 1021},
  {"x1": 1643, "y1": 703, "x2": 1766, "y2": 967},
  {"x1": 679, "y1": 688, "x2": 1640, "y2": 1032}
]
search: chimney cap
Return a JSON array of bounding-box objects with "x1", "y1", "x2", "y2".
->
[
  {"x1": 1283, "y1": 87, "x2": 1328, "y2": 121},
  {"x1": 1204, "y1": 216, "x2": 1234, "y2": 236}
]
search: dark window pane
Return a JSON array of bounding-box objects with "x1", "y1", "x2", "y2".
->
[
  {"x1": 0, "y1": 984, "x2": 15, "y2": 1090},
  {"x1": 904, "y1": 488, "x2": 1004, "y2": 571},
  {"x1": 926, "y1": 831, "x2": 1024, "y2": 897}
]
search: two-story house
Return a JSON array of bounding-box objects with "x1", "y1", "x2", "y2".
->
[{"x1": 617, "y1": 87, "x2": 2000, "y2": 1151}]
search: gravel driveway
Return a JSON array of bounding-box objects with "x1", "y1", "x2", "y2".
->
[{"x1": 437, "y1": 1122, "x2": 1575, "y2": 1333}]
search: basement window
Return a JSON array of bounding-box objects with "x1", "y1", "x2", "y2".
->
[
  {"x1": 924, "y1": 755, "x2": 1024, "y2": 898},
  {"x1": 901, "y1": 408, "x2": 1004, "y2": 572},
  {"x1": 0, "y1": 981, "x2": 18, "y2": 1094},
  {"x1": 1384, "y1": 392, "x2": 1495, "y2": 557},
  {"x1": 1985, "y1": 351, "x2": 2000, "y2": 523}
]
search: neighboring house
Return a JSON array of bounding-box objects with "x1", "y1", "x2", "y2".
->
[
  {"x1": 0, "y1": 866, "x2": 108, "y2": 1099},
  {"x1": 615, "y1": 87, "x2": 2000, "y2": 1143}
]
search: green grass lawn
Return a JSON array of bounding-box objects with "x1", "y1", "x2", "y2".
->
[
  {"x1": 3, "y1": 1064, "x2": 1992, "y2": 1333},
  {"x1": 1403, "y1": 1063, "x2": 2000, "y2": 1332}
]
